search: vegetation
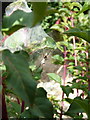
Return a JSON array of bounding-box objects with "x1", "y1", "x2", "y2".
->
[{"x1": 1, "y1": 1, "x2": 90, "y2": 119}]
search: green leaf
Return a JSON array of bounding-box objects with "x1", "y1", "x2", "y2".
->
[
  {"x1": 75, "y1": 47, "x2": 86, "y2": 51},
  {"x1": 3, "y1": 25, "x2": 25, "y2": 35},
  {"x1": 61, "y1": 85, "x2": 74, "y2": 97},
  {"x1": 65, "y1": 98, "x2": 89, "y2": 118},
  {"x1": 77, "y1": 2, "x2": 90, "y2": 15},
  {"x1": 31, "y1": 2, "x2": 48, "y2": 26},
  {"x1": 64, "y1": 98, "x2": 73, "y2": 104},
  {"x1": 73, "y1": 76, "x2": 87, "y2": 81},
  {"x1": 50, "y1": 24, "x2": 63, "y2": 32},
  {"x1": 2, "y1": 50, "x2": 37, "y2": 105},
  {"x1": 52, "y1": 54, "x2": 64, "y2": 64},
  {"x1": 2, "y1": 10, "x2": 34, "y2": 32},
  {"x1": 10, "y1": 102, "x2": 21, "y2": 114},
  {"x1": 2, "y1": 2, "x2": 47, "y2": 33},
  {"x1": 71, "y1": 82, "x2": 88, "y2": 93},
  {"x1": 67, "y1": 55, "x2": 75, "y2": 61},
  {"x1": 64, "y1": 28, "x2": 90, "y2": 43},
  {"x1": 68, "y1": 62, "x2": 74, "y2": 66},
  {"x1": 31, "y1": 87, "x2": 53, "y2": 118},
  {"x1": 59, "y1": 41, "x2": 69, "y2": 47},
  {"x1": 20, "y1": 109, "x2": 32, "y2": 118},
  {"x1": 33, "y1": 68, "x2": 42, "y2": 81},
  {"x1": 46, "y1": 8, "x2": 59, "y2": 16},
  {"x1": 59, "y1": 8, "x2": 70, "y2": 16},
  {"x1": 21, "y1": 88, "x2": 53, "y2": 118},
  {"x1": 74, "y1": 66, "x2": 86, "y2": 71},
  {"x1": 47, "y1": 73, "x2": 61, "y2": 84},
  {"x1": 41, "y1": 37, "x2": 56, "y2": 49},
  {"x1": 29, "y1": 65, "x2": 37, "y2": 71},
  {"x1": 70, "y1": 2, "x2": 82, "y2": 11},
  {"x1": 35, "y1": 87, "x2": 47, "y2": 98},
  {"x1": 46, "y1": 7, "x2": 70, "y2": 16}
]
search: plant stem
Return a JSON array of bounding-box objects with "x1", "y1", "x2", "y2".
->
[
  {"x1": 0, "y1": 76, "x2": 2, "y2": 119},
  {"x1": 87, "y1": 48, "x2": 90, "y2": 101},
  {"x1": 87, "y1": 46, "x2": 90, "y2": 119},
  {"x1": 87, "y1": 76, "x2": 90, "y2": 99},
  {"x1": 71, "y1": 15, "x2": 79, "y2": 97},
  {"x1": 17, "y1": 97, "x2": 20, "y2": 105},
  {"x1": 73, "y1": 36, "x2": 77, "y2": 66},
  {"x1": 21, "y1": 100, "x2": 25, "y2": 113},
  {"x1": 84, "y1": 43, "x2": 90, "y2": 102},
  {"x1": 2, "y1": 83, "x2": 8, "y2": 120},
  {"x1": 60, "y1": 46, "x2": 67, "y2": 120},
  {"x1": 71, "y1": 15, "x2": 77, "y2": 65},
  {"x1": 80, "y1": 50, "x2": 85, "y2": 98}
]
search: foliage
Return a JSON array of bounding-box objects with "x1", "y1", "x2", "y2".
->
[
  {"x1": 64, "y1": 28, "x2": 90, "y2": 43},
  {"x1": 1, "y1": 1, "x2": 90, "y2": 119}
]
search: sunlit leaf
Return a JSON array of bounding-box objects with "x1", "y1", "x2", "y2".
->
[
  {"x1": 70, "y1": 2, "x2": 82, "y2": 11},
  {"x1": 52, "y1": 54, "x2": 64, "y2": 64},
  {"x1": 41, "y1": 37, "x2": 56, "y2": 49},
  {"x1": 47, "y1": 73, "x2": 61, "y2": 84},
  {"x1": 2, "y1": 10, "x2": 34, "y2": 32},
  {"x1": 77, "y1": 2, "x2": 90, "y2": 15},
  {"x1": 2, "y1": 2, "x2": 48, "y2": 33},
  {"x1": 3, "y1": 25, "x2": 48, "y2": 53}
]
